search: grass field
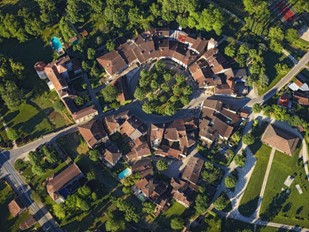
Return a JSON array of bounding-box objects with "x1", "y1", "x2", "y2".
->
[
  {"x1": 239, "y1": 144, "x2": 272, "y2": 217},
  {"x1": 260, "y1": 146, "x2": 309, "y2": 228},
  {"x1": 0, "y1": 180, "x2": 32, "y2": 232}
]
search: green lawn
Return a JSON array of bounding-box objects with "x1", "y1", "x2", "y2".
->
[
  {"x1": 260, "y1": 146, "x2": 309, "y2": 227},
  {"x1": 0, "y1": 180, "x2": 32, "y2": 232},
  {"x1": 164, "y1": 202, "x2": 187, "y2": 218},
  {"x1": 238, "y1": 144, "x2": 272, "y2": 217}
]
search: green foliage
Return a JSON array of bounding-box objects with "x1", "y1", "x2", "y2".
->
[
  {"x1": 42, "y1": 145, "x2": 57, "y2": 164},
  {"x1": 268, "y1": 27, "x2": 284, "y2": 53},
  {"x1": 89, "y1": 149, "x2": 100, "y2": 162},
  {"x1": 234, "y1": 153, "x2": 246, "y2": 167},
  {"x1": 170, "y1": 217, "x2": 184, "y2": 230},
  {"x1": 224, "y1": 175, "x2": 237, "y2": 189},
  {"x1": 14, "y1": 159, "x2": 26, "y2": 171},
  {"x1": 53, "y1": 204, "x2": 66, "y2": 220},
  {"x1": 101, "y1": 85, "x2": 119, "y2": 103},
  {"x1": 106, "y1": 40, "x2": 115, "y2": 52},
  {"x1": 0, "y1": 81, "x2": 24, "y2": 110},
  {"x1": 105, "y1": 213, "x2": 126, "y2": 232},
  {"x1": 74, "y1": 96, "x2": 84, "y2": 106},
  {"x1": 231, "y1": 131, "x2": 241, "y2": 143},
  {"x1": 275, "y1": 63, "x2": 289, "y2": 76},
  {"x1": 242, "y1": 133, "x2": 255, "y2": 145},
  {"x1": 86, "y1": 170, "x2": 96, "y2": 181},
  {"x1": 195, "y1": 194, "x2": 209, "y2": 215},
  {"x1": 214, "y1": 194, "x2": 230, "y2": 211},
  {"x1": 114, "y1": 198, "x2": 140, "y2": 223},
  {"x1": 201, "y1": 161, "x2": 221, "y2": 184},
  {"x1": 156, "y1": 160, "x2": 169, "y2": 171},
  {"x1": 122, "y1": 173, "x2": 141, "y2": 187},
  {"x1": 6, "y1": 128, "x2": 19, "y2": 141},
  {"x1": 225, "y1": 40, "x2": 237, "y2": 58},
  {"x1": 252, "y1": 103, "x2": 262, "y2": 113},
  {"x1": 285, "y1": 28, "x2": 299, "y2": 44},
  {"x1": 142, "y1": 201, "x2": 155, "y2": 216}
]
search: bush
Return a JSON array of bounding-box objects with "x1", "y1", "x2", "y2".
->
[
  {"x1": 89, "y1": 149, "x2": 100, "y2": 162},
  {"x1": 214, "y1": 194, "x2": 230, "y2": 211},
  {"x1": 156, "y1": 160, "x2": 168, "y2": 171},
  {"x1": 234, "y1": 153, "x2": 246, "y2": 167},
  {"x1": 6, "y1": 128, "x2": 18, "y2": 141},
  {"x1": 170, "y1": 217, "x2": 184, "y2": 230}
]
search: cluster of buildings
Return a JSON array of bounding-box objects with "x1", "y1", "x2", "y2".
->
[
  {"x1": 34, "y1": 56, "x2": 98, "y2": 124},
  {"x1": 97, "y1": 28, "x2": 248, "y2": 97},
  {"x1": 286, "y1": 73, "x2": 309, "y2": 106}
]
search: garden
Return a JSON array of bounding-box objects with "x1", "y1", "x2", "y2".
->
[{"x1": 134, "y1": 61, "x2": 193, "y2": 116}]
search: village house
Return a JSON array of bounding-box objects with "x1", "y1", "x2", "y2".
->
[
  {"x1": 261, "y1": 124, "x2": 300, "y2": 156},
  {"x1": 46, "y1": 163, "x2": 84, "y2": 204},
  {"x1": 78, "y1": 119, "x2": 110, "y2": 149},
  {"x1": 8, "y1": 198, "x2": 25, "y2": 217},
  {"x1": 103, "y1": 144, "x2": 122, "y2": 167},
  {"x1": 181, "y1": 157, "x2": 204, "y2": 189}
]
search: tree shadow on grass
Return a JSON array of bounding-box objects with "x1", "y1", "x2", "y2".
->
[
  {"x1": 3, "y1": 110, "x2": 19, "y2": 123},
  {"x1": 260, "y1": 190, "x2": 290, "y2": 221},
  {"x1": 238, "y1": 196, "x2": 259, "y2": 217}
]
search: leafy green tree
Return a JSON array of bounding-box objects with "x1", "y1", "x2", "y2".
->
[
  {"x1": 76, "y1": 197, "x2": 90, "y2": 211},
  {"x1": 87, "y1": 48, "x2": 96, "y2": 60},
  {"x1": 87, "y1": 170, "x2": 96, "y2": 181},
  {"x1": 225, "y1": 41, "x2": 237, "y2": 57},
  {"x1": 252, "y1": 103, "x2": 262, "y2": 113},
  {"x1": 285, "y1": 28, "x2": 298, "y2": 43},
  {"x1": 170, "y1": 217, "x2": 184, "y2": 230},
  {"x1": 268, "y1": 27, "x2": 284, "y2": 53},
  {"x1": 242, "y1": 133, "x2": 255, "y2": 145},
  {"x1": 0, "y1": 81, "x2": 23, "y2": 110},
  {"x1": 101, "y1": 85, "x2": 118, "y2": 103},
  {"x1": 234, "y1": 153, "x2": 246, "y2": 167},
  {"x1": 224, "y1": 175, "x2": 237, "y2": 189},
  {"x1": 105, "y1": 213, "x2": 125, "y2": 232},
  {"x1": 195, "y1": 194, "x2": 209, "y2": 214},
  {"x1": 156, "y1": 160, "x2": 169, "y2": 171},
  {"x1": 275, "y1": 63, "x2": 289, "y2": 76},
  {"x1": 74, "y1": 96, "x2": 84, "y2": 106},
  {"x1": 89, "y1": 149, "x2": 100, "y2": 162},
  {"x1": 91, "y1": 192, "x2": 97, "y2": 201},
  {"x1": 214, "y1": 194, "x2": 229, "y2": 211},
  {"x1": 6, "y1": 128, "x2": 18, "y2": 141},
  {"x1": 31, "y1": 164, "x2": 44, "y2": 175},
  {"x1": 142, "y1": 201, "x2": 155, "y2": 216},
  {"x1": 231, "y1": 131, "x2": 241, "y2": 143},
  {"x1": 78, "y1": 186, "x2": 91, "y2": 198},
  {"x1": 53, "y1": 204, "x2": 66, "y2": 220},
  {"x1": 106, "y1": 40, "x2": 115, "y2": 51}
]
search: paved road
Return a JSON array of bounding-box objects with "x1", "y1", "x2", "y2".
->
[
  {"x1": 301, "y1": 140, "x2": 309, "y2": 181},
  {"x1": 0, "y1": 153, "x2": 62, "y2": 232},
  {"x1": 248, "y1": 51, "x2": 309, "y2": 107}
]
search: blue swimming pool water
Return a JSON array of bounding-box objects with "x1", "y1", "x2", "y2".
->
[
  {"x1": 118, "y1": 168, "x2": 132, "y2": 180},
  {"x1": 51, "y1": 37, "x2": 62, "y2": 50}
]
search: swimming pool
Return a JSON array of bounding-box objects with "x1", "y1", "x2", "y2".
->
[
  {"x1": 118, "y1": 168, "x2": 132, "y2": 180},
  {"x1": 51, "y1": 37, "x2": 63, "y2": 50}
]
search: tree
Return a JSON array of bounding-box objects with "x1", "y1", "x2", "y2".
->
[
  {"x1": 142, "y1": 201, "x2": 155, "y2": 216},
  {"x1": 231, "y1": 131, "x2": 241, "y2": 143},
  {"x1": 105, "y1": 214, "x2": 125, "y2": 232},
  {"x1": 285, "y1": 28, "x2": 298, "y2": 43},
  {"x1": 76, "y1": 197, "x2": 90, "y2": 211},
  {"x1": 252, "y1": 103, "x2": 262, "y2": 113},
  {"x1": 234, "y1": 153, "x2": 246, "y2": 167},
  {"x1": 156, "y1": 160, "x2": 169, "y2": 171},
  {"x1": 214, "y1": 194, "x2": 229, "y2": 211},
  {"x1": 101, "y1": 85, "x2": 118, "y2": 103},
  {"x1": 106, "y1": 40, "x2": 115, "y2": 52},
  {"x1": 74, "y1": 96, "x2": 84, "y2": 106},
  {"x1": 53, "y1": 204, "x2": 66, "y2": 220},
  {"x1": 170, "y1": 217, "x2": 184, "y2": 230},
  {"x1": 224, "y1": 175, "x2": 237, "y2": 189},
  {"x1": 225, "y1": 41, "x2": 237, "y2": 57},
  {"x1": 89, "y1": 149, "x2": 100, "y2": 162},
  {"x1": 6, "y1": 128, "x2": 18, "y2": 141},
  {"x1": 87, "y1": 48, "x2": 96, "y2": 60},
  {"x1": 268, "y1": 27, "x2": 284, "y2": 53},
  {"x1": 78, "y1": 186, "x2": 91, "y2": 198},
  {"x1": 0, "y1": 80, "x2": 23, "y2": 110},
  {"x1": 242, "y1": 133, "x2": 255, "y2": 145},
  {"x1": 31, "y1": 164, "x2": 44, "y2": 175},
  {"x1": 195, "y1": 194, "x2": 209, "y2": 214},
  {"x1": 275, "y1": 63, "x2": 289, "y2": 76},
  {"x1": 87, "y1": 170, "x2": 96, "y2": 181}
]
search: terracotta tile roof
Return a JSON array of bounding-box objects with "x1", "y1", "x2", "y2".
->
[
  {"x1": 173, "y1": 190, "x2": 191, "y2": 208},
  {"x1": 136, "y1": 176, "x2": 154, "y2": 197},
  {"x1": 170, "y1": 178, "x2": 188, "y2": 192},
  {"x1": 294, "y1": 91, "x2": 309, "y2": 106},
  {"x1": 261, "y1": 124, "x2": 299, "y2": 156},
  {"x1": 44, "y1": 65, "x2": 68, "y2": 92},
  {"x1": 97, "y1": 51, "x2": 127, "y2": 76},
  {"x1": 131, "y1": 158, "x2": 152, "y2": 172},
  {"x1": 203, "y1": 99, "x2": 222, "y2": 111},
  {"x1": 19, "y1": 215, "x2": 36, "y2": 230},
  {"x1": 150, "y1": 123, "x2": 165, "y2": 146},
  {"x1": 72, "y1": 106, "x2": 98, "y2": 121},
  {"x1": 212, "y1": 116, "x2": 233, "y2": 139},
  {"x1": 221, "y1": 109, "x2": 240, "y2": 124},
  {"x1": 104, "y1": 115, "x2": 120, "y2": 134},
  {"x1": 182, "y1": 157, "x2": 204, "y2": 185},
  {"x1": 8, "y1": 198, "x2": 24, "y2": 217},
  {"x1": 46, "y1": 163, "x2": 83, "y2": 200},
  {"x1": 278, "y1": 95, "x2": 290, "y2": 108},
  {"x1": 104, "y1": 144, "x2": 122, "y2": 166},
  {"x1": 190, "y1": 38, "x2": 208, "y2": 54},
  {"x1": 78, "y1": 119, "x2": 108, "y2": 148},
  {"x1": 215, "y1": 84, "x2": 233, "y2": 95},
  {"x1": 126, "y1": 142, "x2": 151, "y2": 161}
]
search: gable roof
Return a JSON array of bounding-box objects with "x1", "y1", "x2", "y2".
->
[
  {"x1": 72, "y1": 106, "x2": 98, "y2": 121},
  {"x1": 78, "y1": 119, "x2": 108, "y2": 148},
  {"x1": 46, "y1": 163, "x2": 82, "y2": 199},
  {"x1": 261, "y1": 124, "x2": 299, "y2": 156},
  {"x1": 104, "y1": 144, "x2": 122, "y2": 166},
  {"x1": 182, "y1": 157, "x2": 204, "y2": 184},
  {"x1": 8, "y1": 198, "x2": 24, "y2": 217},
  {"x1": 97, "y1": 51, "x2": 127, "y2": 75}
]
